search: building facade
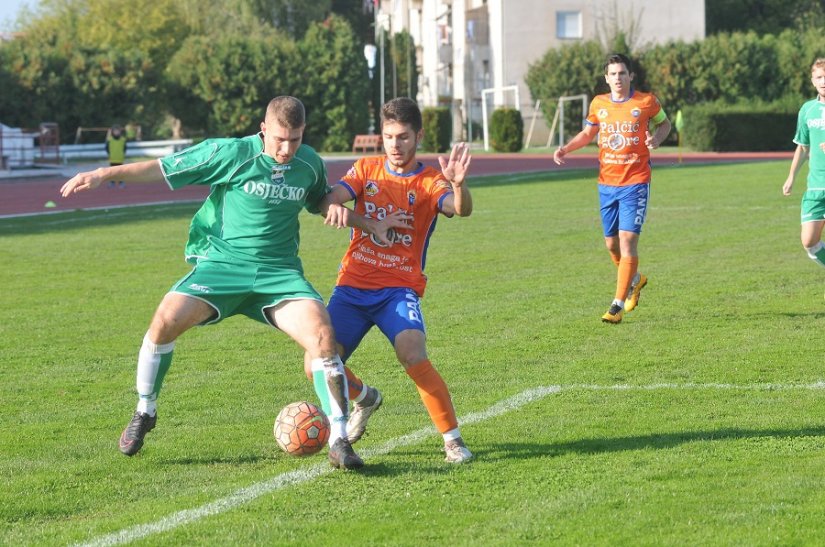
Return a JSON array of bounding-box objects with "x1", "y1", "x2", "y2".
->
[{"x1": 375, "y1": 0, "x2": 704, "y2": 145}]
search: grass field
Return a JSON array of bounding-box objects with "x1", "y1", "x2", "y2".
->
[{"x1": 3, "y1": 160, "x2": 825, "y2": 546}]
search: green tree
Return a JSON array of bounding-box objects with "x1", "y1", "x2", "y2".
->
[
  {"x1": 524, "y1": 41, "x2": 605, "y2": 141},
  {"x1": 0, "y1": 36, "x2": 69, "y2": 129},
  {"x1": 390, "y1": 30, "x2": 418, "y2": 101},
  {"x1": 332, "y1": 0, "x2": 375, "y2": 44},
  {"x1": 243, "y1": 0, "x2": 331, "y2": 39},
  {"x1": 707, "y1": 0, "x2": 825, "y2": 35},
  {"x1": 0, "y1": 28, "x2": 160, "y2": 140},
  {"x1": 641, "y1": 32, "x2": 784, "y2": 113},
  {"x1": 296, "y1": 15, "x2": 370, "y2": 151},
  {"x1": 773, "y1": 28, "x2": 825, "y2": 101},
  {"x1": 166, "y1": 31, "x2": 296, "y2": 137}
]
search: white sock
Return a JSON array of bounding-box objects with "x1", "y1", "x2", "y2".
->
[
  {"x1": 442, "y1": 428, "x2": 461, "y2": 442},
  {"x1": 352, "y1": 382, "x2": 369, "y2": 404},
  {"x1": 806, "y1": 242, "x2": 825, "y2": 267}
]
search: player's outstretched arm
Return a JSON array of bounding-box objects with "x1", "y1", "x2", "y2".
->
[
  {"x1": 60, "y1": 160, "x2": 164, "y2": 197},
  {"x1": 439, "y1": 142, "x2": 473, "y2": 217},
  {"x1": 554, "y1": 125, "x2": 599, "y2": 165}
]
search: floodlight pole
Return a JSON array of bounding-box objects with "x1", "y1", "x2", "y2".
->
[
  {"x1": 364, "y1": 43, "x2": 378, "y2": 134},
  {"x1": 377, "y1": 11, "x2": 389, "y2": 106}
]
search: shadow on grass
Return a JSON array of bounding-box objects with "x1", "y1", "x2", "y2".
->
[
  {"x1": 155, "y1": 453, "x2": 271, "y2": 466},
  {"x1": 480, "y1": 425, "x2": 825, "y2": 461},
  {"x1": 779, "y1": 312, "x2": 825, "y2": 319}
]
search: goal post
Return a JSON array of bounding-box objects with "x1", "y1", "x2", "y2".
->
[
  {"x1": 545, "y1": 94, "x2": 588, "y2": 148},
  {"x1": 481, "y1": 85, "x2": 520, "y2": 151}
]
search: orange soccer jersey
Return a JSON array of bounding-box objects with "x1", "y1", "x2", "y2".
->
[
  {"x1": 586, "y1": 90, "x2": 665, "y2": 186},
  {"x1": 336, "y1": 156, "x2": 453, "y2": 296}
]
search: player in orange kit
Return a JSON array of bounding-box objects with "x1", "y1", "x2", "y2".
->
[
  {"x1": 554, "y1": 53, "x2": 671, "y2": 323},
  {"x1": 313, "y1": 97, "x2": 474, "y2": 463}
]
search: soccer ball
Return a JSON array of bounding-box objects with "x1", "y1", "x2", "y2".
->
[{"x1": 274, "y1": 401, "x2": 330, "y2": 456}]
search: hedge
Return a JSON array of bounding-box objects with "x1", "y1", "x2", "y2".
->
[
  {"x1": 489, "y1": 108, "x2": 523, "y2": 152},
  {"x1": 421, "y1": 107, "x2": 451, "y2": 152},
  {"x1": 681, "y1": 102, "x2": 797, "y2": 152}
]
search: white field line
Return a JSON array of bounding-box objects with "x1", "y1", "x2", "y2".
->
[
  {"x1": 75, "y1": 385, "x2": 560, "y2": 547},
  {"x1": 75, "y1": 382, "x2": 825, "y2": 547}
]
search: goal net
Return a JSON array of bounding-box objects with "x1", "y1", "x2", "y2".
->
[
  {"x1": 545, "y1": 94, "x2": 588, "y2": 148},
  {"x1": 480, "y1": 85, "x2": 520, "y2": 151}
]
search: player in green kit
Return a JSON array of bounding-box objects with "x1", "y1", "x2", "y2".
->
[
  {"x1": 60, "y1": 96, "x2": 364, "y2": 469},
  {"x1": 783, "y1": 58, "x2": 825, "y2": 290}
]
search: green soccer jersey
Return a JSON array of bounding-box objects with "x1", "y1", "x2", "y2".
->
[
  {"x1": 159, "y1": 134, "x2": 330, "y2": 267},
  {"x1": 794, "y1": 98, "x2": 825, "y2": 190}
]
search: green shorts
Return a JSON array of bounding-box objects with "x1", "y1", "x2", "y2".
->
[
  {"x1": 801, "y1": 190, "x2": 825, "y2": 224},
  {"x1": 170, "y1": 259, "x2": 323, "y2": 327}
]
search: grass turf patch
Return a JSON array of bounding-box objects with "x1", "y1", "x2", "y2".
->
[{"x1": 3, "y1": 160, "x2": 825, "y2": 545}]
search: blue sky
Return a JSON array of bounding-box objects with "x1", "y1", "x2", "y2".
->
[{"x1": 0, "y1": 0, "x2": 38, "y2": 31}]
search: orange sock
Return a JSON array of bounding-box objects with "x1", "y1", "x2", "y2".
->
[
  {"x1": 405, "y1": 359, "x2": 458, "y2": 433},
  {"x1": 609, "y1": 249, "x2": 621, "y2": 267},
  {"x1": 344, "y1": 366, "x2": 365, "y2": 401},
  {"x1": 615, "y1": 256, "x2": 639, "y2": 301}
]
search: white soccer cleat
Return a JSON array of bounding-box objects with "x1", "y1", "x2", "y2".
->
[
  {"x1": 444, "y1": 438, "x2": 473, "y2": 463},
  {"x1": 346, "y1": 387, "x2": 383, "y2": 443}
]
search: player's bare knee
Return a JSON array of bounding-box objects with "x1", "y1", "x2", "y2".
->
[
  {"x1": 148, "y1": 308, "x2": 190, "y2": 344},
  {"x1": 397, "y1": 350, "x2": 428, "y2": 369},
  {"x1": 312, "y1": 324, "x2": 338, "y2": 356}
]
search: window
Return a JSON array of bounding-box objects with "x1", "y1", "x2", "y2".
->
[{"x1": 556, "y1": 11, "x2": 582, "y2": 39}]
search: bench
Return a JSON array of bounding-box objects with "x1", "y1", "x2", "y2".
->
[{"x1": 352, "y1": 134, "x2": 382, "y2": 153}]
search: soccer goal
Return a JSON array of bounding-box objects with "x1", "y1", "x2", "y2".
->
[
  {"x1": 545, "y1": 94, "x2": 588, "y2": 148},
  {"x1": 481, "y1": 85, "x2": 520, "y2": 151}
]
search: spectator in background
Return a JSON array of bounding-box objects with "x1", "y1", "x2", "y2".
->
[{"x1": 106, "y1": 125, "x2": 127, "y2": 188}]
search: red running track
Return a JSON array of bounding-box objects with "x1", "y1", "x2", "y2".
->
[{"x1": 0, "y1": 152, "x2": 791, "y2": 218}]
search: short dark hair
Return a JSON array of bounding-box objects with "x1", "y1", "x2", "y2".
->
[
  {"x1": 603, "y1": 53, "x2": 633, "y2": 75},
  {"x1": 381, "y1": 97, "x2": 422, "y2": 133},
  {"x1": 266, "y1": 96, "x2": 305, "y2": 129}
]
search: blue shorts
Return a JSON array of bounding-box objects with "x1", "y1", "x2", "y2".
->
[
  {"x1": 327, "y1": 286, "x2": 425, "y2": 362},
  {"x1": 598, "y1": 182, "x2": 650, "y2": 236}
]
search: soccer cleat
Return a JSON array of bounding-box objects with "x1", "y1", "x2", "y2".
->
[
  {"x1": 601, "y1": 304, "x2": 623, "y2": 323},
  {"x1": 625, "y1": 274, "x2": 648, "y2": 313},
  {"x1": 444, "y1": 438, "x2": 473, "y2": 464},
  {"x1": 347, "y1": 387, "x2": 383, "y2": 444},
  {"x1": 328, "y1": 437, "x2": 364, "y2": 470},
  {"x1": 119, "y1": 411, "x2": 157, "y2": 456}
]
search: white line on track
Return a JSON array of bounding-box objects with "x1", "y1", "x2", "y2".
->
[
  {"x1": 75, "y1": 382, "x2": 825, "y2": 546},
  {"x1": 0, "y1": 200, "x2": 202, "y2": 221}
]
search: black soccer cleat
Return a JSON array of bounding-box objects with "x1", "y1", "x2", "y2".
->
[
  {"x1": 328, "y1": 437, "x2": 364, "y2": 470},
  {"x1": 119, "y1": 411, "x2": 157, "y2": 456}
]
